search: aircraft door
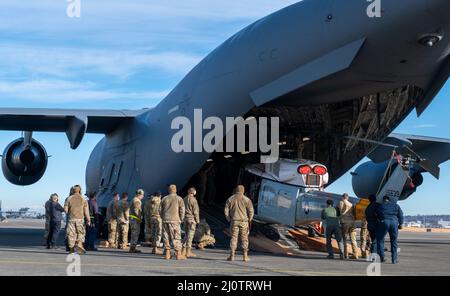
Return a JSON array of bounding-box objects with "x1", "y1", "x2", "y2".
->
[{"x1": 96, "y1": 147, "x2": 139, "y2": 207}]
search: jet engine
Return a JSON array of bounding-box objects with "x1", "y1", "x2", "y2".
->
[
  {"x1": 351, "y1": 160, "x2": 423, "y2": 201},
  {"x1": 1, "y1": 137, "x2": 48, "y2": 186}
]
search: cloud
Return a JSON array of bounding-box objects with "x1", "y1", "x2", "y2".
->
[
  {"x1": 0, "y1": 44, "x2": 202, "y2": 79},
  {"x1": 0, "y1": 79, "x2": 169, "y2": 103},
  {"x1": 413, "y1": 124, "x2": 438, "y2": 129},
  {"x1": 0, "y1": 1, "x2": 300, "y2": 50},
  {"x1": 0, "y1": 0, "x2": 299, "y2": 23},
  {"x1": 0, "y1": 0, "x2": 300, "y2": 106}
]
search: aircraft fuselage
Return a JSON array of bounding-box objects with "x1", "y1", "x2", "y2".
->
[{"x1": 86, "y1": 0, "x2": 450, "y2": 207}]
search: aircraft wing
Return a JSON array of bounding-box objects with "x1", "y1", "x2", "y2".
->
[{"x1": 0, "y1": 108, "x2": 147, "y2": 149}]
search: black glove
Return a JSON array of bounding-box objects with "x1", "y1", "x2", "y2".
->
[{"x1": 398, "y1": 225, "x2": 403, "y2": 230}]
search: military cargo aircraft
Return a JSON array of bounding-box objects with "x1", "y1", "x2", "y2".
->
[{"x1": 0, "y1": 0, "x2": 449, "y2": 226}]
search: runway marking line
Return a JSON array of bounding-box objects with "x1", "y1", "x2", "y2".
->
[{"x1": 0, "y1": 259, "x2": 366, "y2": 276}]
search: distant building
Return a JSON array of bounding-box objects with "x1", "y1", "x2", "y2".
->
[
  {"x1": 438, "y1": 220, "x2": 450, "y2": 229},
  {"x1": 0, "y1": 200, "x2": 4, "y2": 221},
  {"x1": 406, "y1": 221, "x2": 423, "y2": 228}
]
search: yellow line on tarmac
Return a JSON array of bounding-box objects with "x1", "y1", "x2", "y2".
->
[{"x1": 0, "y1": 259, "x2": 365, "y2": 276}]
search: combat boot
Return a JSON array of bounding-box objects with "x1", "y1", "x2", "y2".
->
[
  {"x1": 152, "y1": 247, "x2": 163, "y2": 255},
  {"x1": 197, "y1": 243, "x2": 205, "y2": 250},
  {"x1": 77, "y1": 245, "x2": 86, "y2": 255},
  {"x1": 227, "y1": 251, "x2": 235, "y2": 261},
  {"x1": 164, "y1": 249, "x2": 172, "y2": 260},
  {"x1": 129, "y1": 246, "x2": 142, "y2": 253},
  {"x1": 68, "y1": 247, "x2": 75, "y2": 254},
  {"x1": 181, "y1": 247, "x2": 187, "y2": 256},
  {"x1": 243, "y1": 251, "x2": 250, "y2": 262},
  {"x1": 186, "y1": 248, "x2": 196, "y2": 258},
  {"x1": 176, "y1": 250, "x2": 187, "y2": 260}
]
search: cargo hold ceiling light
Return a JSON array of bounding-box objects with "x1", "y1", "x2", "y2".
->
[
  {"x1": 302, "y1": 137, "x2": 311, "y2": 142},
  {"x1": 418, "y1": 33, "x2": 443, "y2": 47},
  {"x1": 224, "y1": 155, "x2": 232, "y2": 159}
]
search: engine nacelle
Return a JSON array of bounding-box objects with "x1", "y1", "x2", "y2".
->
[
  {"x1": 2, "y1": 138, "x2": 48, "y2": 186},
  {"x1": 352, "y1": 160, "x2": 424, "y2": 201}
]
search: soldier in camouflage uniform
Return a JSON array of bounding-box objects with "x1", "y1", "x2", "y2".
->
[
  {"x1": 360, "y1": 218, "x2": 371, "y2": 258},
  {"x1": 129, "y1": 189, "x2": 144, "y2": 253},
  {"x1": 146, "y1": 191, "x2": 163, "y2": 254},
  {"x1": 106, "y1": 193, "x2": 120, "y2": 248},
  {"x1": 144, "y1": 194, "x2": 153, "y2": 244},
  {"x1": 161, "y1": 185, "x2": 186, "y2": 260},
  {"x1": 194, "y1": 219, "x2": 216, "y2": 249},
  {"x1": 117, "y1": 192, "x2": 130, "y2": 250},
  {"x1": 224, "y1": 185, "x2": 254, "y2": 262},
  {"x1": 64, "y1": 185, "x2": 90, "y2": 254},
  {"x1": 182, "y1": 187, "x2": 200, "y2": 258},
  {"x1": 338, "y1": 193, "x2": 359, "y2": 260}
]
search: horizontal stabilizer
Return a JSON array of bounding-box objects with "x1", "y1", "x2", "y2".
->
[{"x1": 368, "y1": 133, "x2": 450, "y2": 179}]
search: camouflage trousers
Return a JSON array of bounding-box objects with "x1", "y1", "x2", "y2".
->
[
  {"x1": 108, "y1": 219, "x2": 118, "y2": 248},
  {"x1": 182, "y1": 220, "x2": 197, "y2": 249},
  {"x1": 130, "y1": 219, "x2": 141, "y2": 247},
  {"x1": 144, "y1": 221, "x2": 152, "y2": 242},
  {"x1": 66, "y1": 219, "x2": 86, "y2": 248},
  {"x1": 229, "y1": 221, "x2": 249, "y2": 252},
  {"x1": 118, "y1": 221, "x2": 129, "y2": 248},
  {"x1": 162, "y1": 222, "x2": 182, "y2": 252},
  {"x1": 360, "y1": 221, "x2": 372, "y2": 253},
  {"x1": 197, "y1": 234, "x2": 216, "y2": 248},
  {"x1": 44, "y1": 218, "x2": 50, "y2": 240},
  {"x1": 146, "y1": 217, "x2": 162, "y2": 247},
  {"x1": 341, "y1": 223, "x2": 358, "y2": 257}
]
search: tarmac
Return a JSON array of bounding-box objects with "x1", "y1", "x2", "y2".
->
[{"x1": 1, "y1": 219, "x2": 450, "y2": 276}]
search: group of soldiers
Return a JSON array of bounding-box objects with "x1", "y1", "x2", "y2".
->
[
  {"x1": 46, "y1": 183, "x2": 255, "y2": 262},
  {"x1": 322, "y1": 193, "x2": 404, "y2": 264}
]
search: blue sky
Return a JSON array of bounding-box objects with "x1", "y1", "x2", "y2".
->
[{"x1": 0, "y1": 0, "x2": 449, "y2": 215}]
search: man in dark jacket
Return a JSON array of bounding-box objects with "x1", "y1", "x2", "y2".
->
[
  {"x1": 85, "y1": 192, "x2": 100, "y2": 251},
  {"x1": 44, "y1": 197, "x2": 53, "y2": 245},
  {"x1": 376, "y1": 196, "x2": 404, "y2": 264},
  {"x1": 365, "y1": 194, "x2": 378, "y2": 253},
  {"x1": 47, "y1": 194, "x2": 65, "y2": 249}
]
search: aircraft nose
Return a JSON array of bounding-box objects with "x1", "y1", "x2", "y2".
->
[{"x1": 426, "y1": 0, "x2": 450, "y2": 21}]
